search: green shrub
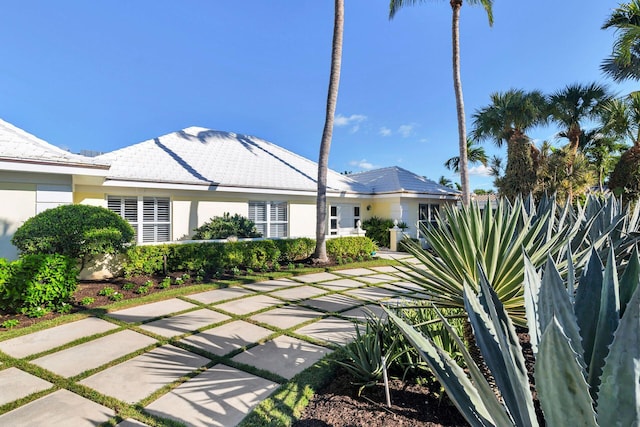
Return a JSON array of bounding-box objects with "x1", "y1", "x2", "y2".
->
[
  {"x1": 326, "y1": 236, "x2": 377, "y2": 262},
  {"x1": 244, "y1": 240, "x2": 280, "y2": 270},
  {"x1": 80, "y1": 297, "x2": 95, "y2": 305},
  {"x1": 11, "y1": 205, "x2": 134, "y2": 265},
  {"x1": 0, "y1": 254, "x2": 78, "y2": 315},
  {"x1": 192, "y1": 212, "x2": 261, "y2": 239},
  {"x1": 1, "y1": 319, "x2": 19, "y2": 329},
  {"x1": 274, "y1": 238, "x2": 315, "y2": 262},
  {"x1": 98, "y1": 286, "x2": 116, "y2": 297},
  {"x1": 362, "y1": 217, "x2": 395, "y2": 248}
]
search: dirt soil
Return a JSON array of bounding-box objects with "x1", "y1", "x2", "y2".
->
[{"x1": 294, "y1": 367, "x2": 468, "y2": 427}]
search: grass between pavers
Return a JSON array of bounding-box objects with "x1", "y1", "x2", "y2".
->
[{"x1": 237, "y1": 350, "x2": 344, "y2": 427}]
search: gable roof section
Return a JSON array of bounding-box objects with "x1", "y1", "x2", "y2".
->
[
  {"x1": 348, "y1": 166, "x2": 459, "y2": 198},
  {"x1": 0, "y1": 119, "x2": 108, "y2": 172},
  {"x1": 97, "y1": 127, "x2": 370, "y2": 194}
]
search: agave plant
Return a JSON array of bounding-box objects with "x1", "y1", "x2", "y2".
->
[
  {"x1": 402, "y1": 193, "x2": 639, "y2": 326},
  {"x1": 384, "y1": 245, "x2": 640, "y2": 426}
]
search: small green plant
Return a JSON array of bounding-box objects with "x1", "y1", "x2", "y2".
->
[
  {"x1": 80, "y1": 297, "x2": 95, "y2": 306},
  {"x1": 158, "y1": 277, "x2": 171, "y2": 289},
  {"x1": 108, "y1": 292, "x2": 123, "y2": 301},
  {"x1": 174, "y1": 278, "x2": 184, "y2": 285},
  {"x1": 288, "y1": 263, "x2": 296, "y2": 270},
  {"x1": 144, "y1": 279, "x2": 154, "y2": 287},
  {"x1": 1, "y1": 319, "x2": 19, "y2": 329},
  {"x1": 57, "y1": 302, "x2": 72, "y2": 314},
  {"x1": 98, "y1": 286, "x2": 116, "y2": 297},
  {"x1": 122, "y1": 283, "x2": 135, "y2": 291},
  {"x1": 181, "y1": 273, "x2": 190, "y2": 281},
  {"x1": 136, "y1": 285, "x2": 150, "y2": 295},
  {"x1": 22, "y1": 306, "x2": 50, "y2": 318},
  {"x1": 231, "y1": 266, "x2": 241, "y2": 277},
  {"x1": 246, "y1": 268, "x2": 254, "y2": 275}
]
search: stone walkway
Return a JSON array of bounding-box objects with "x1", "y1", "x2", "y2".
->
[{"x1": 0, "y1": 252, "x2": 422, "y2": 427}]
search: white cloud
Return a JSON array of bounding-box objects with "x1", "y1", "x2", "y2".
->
[
  {"x1": 469, "y1": 164, "x2": 493, "y2": 176},
  {"x1": 349, "y1": 159, "x2": 376, "y2": 170},
  {"x1": 335, "y1": 114, "x2": 367, "y2": 127},
  {"x1": 398, "y1": 124, "x2": 414, "y2": 137},
  {"x1": 379, "y1": 127, "x2": 392, "y2": 137}
]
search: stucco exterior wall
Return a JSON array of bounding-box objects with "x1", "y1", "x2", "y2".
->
[
  {"x1": 0, "y1": 183, "x2": 36, "y2": 259},
  {"x1": 289, "y1": 202, "x2": 316, "y2": 237}
]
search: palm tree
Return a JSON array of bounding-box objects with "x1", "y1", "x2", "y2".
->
[
  {"x1": 547, "y1": 83, "x2": 610, "y2": 199},
  {"x1": 313, "y1": 0, "x2": 344, "y2": 264},
  {"x1": 389, "y1": 0, "x2": 494, "y2": 207},
  {"x1": 471, "y1": 89, "x2": 547, "y2": 199},
  {"x1": 602, "y1": 0, "x2": 640, "y2": 82},
  {"x1": 604, "y1": 92, "x2": 640, "y2": 197},
  {"x1": 438, "y1": 175, "x2": 454, "y2": 188},
  {"x1": 444, "y1": 138, "x2": 488, "y2": 172}
]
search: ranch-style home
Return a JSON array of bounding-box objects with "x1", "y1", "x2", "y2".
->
[{"x1": 0, "y1": 118, "x2": 459, "y2": 259}]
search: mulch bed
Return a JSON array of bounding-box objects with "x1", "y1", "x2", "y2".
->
[{"x1": 294, "y1": 367, "x2": 469, "y2": 427}]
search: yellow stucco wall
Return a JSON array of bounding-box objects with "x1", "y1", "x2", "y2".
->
[{"x1": 0, "y1": 183, "x2": 36, "y2": 259}]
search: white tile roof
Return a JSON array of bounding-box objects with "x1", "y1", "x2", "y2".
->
[
  {"x1": 348, "y1": 166, "x2": 460, "y2": 197},
  {"x1": 0, "y1": 119, "x2": 108, "y2": 167},
  {"x1": 97, "y1": 127, "x2": 370, "y2": 193}
]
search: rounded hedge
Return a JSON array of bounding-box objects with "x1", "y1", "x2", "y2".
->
[
  {"x1": 192, "y1": 212, "x2": 261, "y2": 240},
  {"x1": 12, "y1": 204, "x2": 135, "y2": 260}
]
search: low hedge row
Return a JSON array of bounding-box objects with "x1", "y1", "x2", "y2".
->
[
  {"x1": 123, "y1": 236, "x2": 377, "y2": 276},
  {"x1": 0, "y1": 254, "x2": 78, "y2": 316}
]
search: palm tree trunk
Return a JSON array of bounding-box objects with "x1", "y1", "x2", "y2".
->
[
  {"x1": 313, "y1": 0, "x2": 344, "y2": 263},
  {"x1": 450, "y1": 0, "x2": 470, "y2": 206}
]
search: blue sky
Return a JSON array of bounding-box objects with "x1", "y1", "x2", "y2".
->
[{"x1": 0, "y1": 1, "x2": 636, "y2": 190}]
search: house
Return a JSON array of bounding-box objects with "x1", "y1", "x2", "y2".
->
[{"x1": 0, "y1": 119, "x2": 459, "y2": 258}]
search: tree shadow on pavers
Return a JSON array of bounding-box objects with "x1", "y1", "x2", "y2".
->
[{"x1": 144, "y1": 364, "x2": 279, "y2": 427}]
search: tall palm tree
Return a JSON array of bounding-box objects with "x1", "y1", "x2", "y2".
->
[
  {"x1": 438, "y1": 175, "x2": 454, "y2": 188},
  {"x1": 602, "y1": 0, "x2": 640, "y2": 82},
  {"x1": 471, "y1": 89, "x2": 547, "y2": 199},
  {"x1": 547, "y1": 83, "x2": 610, "y2": 200},
  {"x1": 444, "y1": 138, "x2": 488, "y2": 172},
  {"x1": 389, "y1": 0, "x2": 494, "y2": 207},
  {"x1": 313, "y1": 0, "x2": 344, "y2": 264}
]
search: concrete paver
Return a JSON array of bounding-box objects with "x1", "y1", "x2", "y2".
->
[
  {"x1": 269, "y1": 285, "x2": 327, "y2": 301},
  {"x1": 250, "y1": 306, "x2": 322, "y2": 330},
  {"x1": 368, "y1": 265, "x2": 402, "y2": 273},
  {"x1": 139, "y1": 308, "x2": 230, "y2": 338},
  {"x1": 301, "y1": 294, "x2": 361, "y2": 313},
  {"x1": 335, "y1": 267, "x2": 376, "y2": 276},
  {"x1": 146, "y1": 364, "x2": 278, "y2": 427},
  {"x1": 0, "y1": 368, "x2": 52, "y2": 406},
  {"x1": 344, "y1": 286, "x2": 398, "y2": 301},
  {"x1": 315, "y1": 278, "x2": 366, "y2": 290},
  {"x1": 232, "y1": 335, "x2": 331, "y2": 380},
  {"x1": 32, "y1": 330, "x2": 157, "y2": 377},
  {"x1": 294, "y1": 317, "x2": 358, "y2": 346},
  {"x1": 181, "y1": 320, "x2": 273, "y2": 356},
  {"x1": 341, "y1": 305, "x2": 388, "y2": 323},
  {"x1": 80, "y1": 345, "x2": 210, "y2": 403},
  {"x1": 243, "y1": 278, "x2": 297, "y2": 292},
  {"x1": 214, "y1": 294, "x2": 281, "y2": 315},
  {"x1": 357, "y1": 274, "x2": 397, "y2": 284},
  {"x1": 107, "y1": 298, "x2": 197, "y2": 323},
  {"x1": 293, "y1": 272, "x2": 341, "y2": 283},
  {"x1": 0, "y1": 389, "x2": 113, "y2": 427},
  {"x1": 0, "y1": 317, "x2": 118, "y2": 358},
  {"x1": 188, "y1": 287, "x2": 254, "y2": 304},
  {"x1": 117, "y1": 420, "x2": 150, "y2": 427}
]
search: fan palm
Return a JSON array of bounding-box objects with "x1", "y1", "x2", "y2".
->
[
  {"x1": 389, "y1": 0, "x2": 494, "y2": 206},
  {"x1": 314, "y1": 0, "x2": 344, "y2": 263},
  {"x1": 471, "y1": 89, "x2": 547, "y2": 199},
  {"x1": 444, "y1": 138, "x2": 488, "y2": 173},
  {"x1": 547, "y1": 83, "x2": 610, "y2": 200},
  {"x1": 601, "y1": 0, "x2": 640, "y2": 82}
]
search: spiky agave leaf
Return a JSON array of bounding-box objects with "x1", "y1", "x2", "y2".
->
[
  {"x1": 596, "y1": 284, "x2": 640, "y2": 426},
  {"x1": 535, "y1": 318, "x2": 598, "y2": 427}
]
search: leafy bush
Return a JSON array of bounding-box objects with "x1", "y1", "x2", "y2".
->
[
  {"x1": 11, "y1": 205, "x2": 134, "y2": 264},
  {"x1": 274, "y1": 238, "x2": 315, "y2": 262},
  {"x1": 0, "y1": 254, "x2": 78, "y2": 315},
  {"x1": 361, "y1": 217, "x2": 395, "y2": 248},
  {"x1": 123, "y1": 238, "x2": 320, "y2": 276},
  {"x1": 192, "y1": 212, "x2": 261, "y2": 239},
  {"x1": 326, "y1": 236, "x2": 377, "y2": 263}
]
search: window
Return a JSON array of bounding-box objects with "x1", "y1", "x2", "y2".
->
[
  {"x1": 329, "y1": 204, "x2": 361, "y2": 235},
  {"x1": 108, "y1": 196, "x2": 171, "y2": 243},
  {"x1": 249, "y1": 201, "x2": 288, "y2": 238},
  {"x1": 418, "y1": 203, "x2": 439, "y2": 238}
]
